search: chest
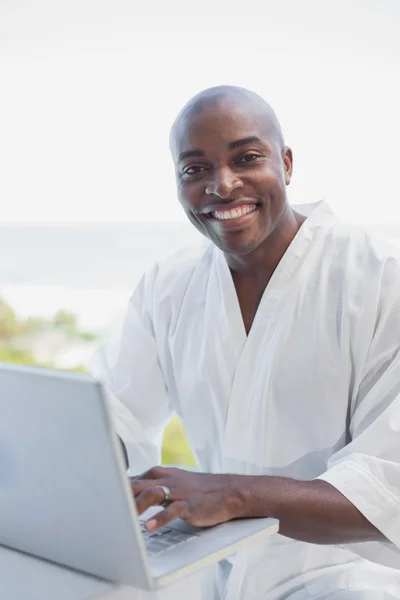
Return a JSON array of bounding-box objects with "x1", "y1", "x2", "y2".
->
[
  {"x1": 162, "y1": 273, "x2": 357, "y2": 475},
  {"x1": 232, "y1": 275, "x2": 267, "y2": 335}
]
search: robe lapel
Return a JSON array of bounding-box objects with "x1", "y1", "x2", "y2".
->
[{"x1": 214, "y1": 202, "x2": 336, "y2": 473}]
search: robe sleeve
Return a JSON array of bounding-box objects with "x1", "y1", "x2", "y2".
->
[
  {"x1": 316, "y1": 257, "x2": 400, "y2": 566},
  {"x1": 90, "y1": 270, "x2": 173, "y2": 475}
]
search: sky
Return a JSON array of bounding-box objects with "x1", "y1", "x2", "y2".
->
[{"x1": 0, "y1": 0, "x2": 399, "y2": 224}]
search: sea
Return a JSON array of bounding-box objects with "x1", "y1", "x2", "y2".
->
[
  {"x1": 0, "y1": 222, "x2": 201, "y2": 334},
  {"x1": 1, "y1": 221, "x2": 400, "y2": 336}
]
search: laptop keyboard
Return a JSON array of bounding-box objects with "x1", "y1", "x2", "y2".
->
[{"x1": 139, "y1": 519, "x2": 198, "y2": 555}]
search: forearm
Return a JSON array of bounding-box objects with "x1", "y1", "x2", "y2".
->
[{"x1": 234, "y1": 475, "x2": 385, "y2": 545}]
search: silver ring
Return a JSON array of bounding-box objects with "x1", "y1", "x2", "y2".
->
[{"x1": 157, "y1": 485, "x2": 172, "y2": 505}]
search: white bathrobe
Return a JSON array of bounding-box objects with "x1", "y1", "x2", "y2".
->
[{"x1": 93, "y1": 201, "x2": 400, "y2": 599}]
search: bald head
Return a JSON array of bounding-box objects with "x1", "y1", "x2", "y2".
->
[{"x1": 170, "y1": 85, "x2": 285, "y2": 153}]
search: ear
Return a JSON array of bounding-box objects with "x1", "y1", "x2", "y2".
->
[{"x1": 282, "y1": 147, "x2": 293, "y2": 186}]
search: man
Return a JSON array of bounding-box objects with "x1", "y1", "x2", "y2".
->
[{"x1": 93, "y1": 86, "x2": 400, "y2": 599}]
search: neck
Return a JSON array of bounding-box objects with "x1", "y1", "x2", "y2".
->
[{"x1": 224, "y1": 205, "x2": 306, "y2": 282}]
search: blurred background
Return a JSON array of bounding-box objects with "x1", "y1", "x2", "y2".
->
[{"x1": 0, "y1": 0, "x2": 399, "y2": 466}]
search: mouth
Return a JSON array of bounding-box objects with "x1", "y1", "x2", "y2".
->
[{"x1": 205, "y1": 203, "x2": 260, "y2": 222}]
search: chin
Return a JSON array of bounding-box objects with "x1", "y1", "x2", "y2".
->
[{"x1": 214, "y1": 234, "x2": 263, "y2": 256}]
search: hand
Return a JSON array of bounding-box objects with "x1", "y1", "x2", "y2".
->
[{"x1": 130, "y1": 466, "x2": 245, "y2": 532}]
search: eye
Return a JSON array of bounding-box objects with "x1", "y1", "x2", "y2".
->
[
  {"x1": 182, "y1": 165, "x2": 206, "y2": 176},
  {"x1": 237, "y1": 153, "x2": 262, "y2": 163}
]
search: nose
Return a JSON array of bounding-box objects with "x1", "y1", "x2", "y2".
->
[{"x1": 205, "y1": 167, "x2": 243, "y2": 199}]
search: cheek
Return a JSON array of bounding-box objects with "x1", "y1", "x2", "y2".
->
[
  {"x1": 185, "y1": 211, "x2": 210, "y2": 239},
  {"x1": 177, "y1": 189, "x2": 189, "y2": 211},
  {"x1": 256, "y1": 166, "x2": 287, "y2": 194},
  {"x1": 178, "y1": 183, "x2": 203, "y2": 212}
]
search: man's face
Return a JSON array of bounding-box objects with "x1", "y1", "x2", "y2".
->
[{"x1": 172, "y1": 100, "x2": 293, "y2": 256}]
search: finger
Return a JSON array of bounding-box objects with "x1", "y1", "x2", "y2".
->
[
  {"x1": 145, "y1": 501, "x2": 186, "y2": 531},
  {"x1": 135, "y1": 486, "x2": 166, "y2": 516},
  {"x1": 131, "y1": 479, "x2": 169, "y2": 497},
  {"x1": 133, "y1": 466, "x2": 168, "y2": 481}
]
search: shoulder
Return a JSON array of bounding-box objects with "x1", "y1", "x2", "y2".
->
[
  {"x1": 323, "y1": 222, "x2": 400, "y2": 327},
  {"x1": 298, "y1": 202, "x2": 400, "y2": 281},
  {"x1": 326, "y1": 220, "x2": 400, "y2": 279},
  {"x1": 139, "y1": 239, "x2": 213, "y2": 306}
]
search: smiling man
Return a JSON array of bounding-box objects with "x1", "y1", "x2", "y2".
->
[{"x1": 93, "y1": 86, "x2": 400, "y2": 599}]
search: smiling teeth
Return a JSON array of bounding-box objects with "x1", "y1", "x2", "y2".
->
[{"x1": 211, "y1": 204, "x2": 257, "y2": 220}]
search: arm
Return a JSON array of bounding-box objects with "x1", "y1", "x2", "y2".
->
[
  {"x1": 91, "y1": 272, "x2": 173, "y2": 473},
  {"x1": 236, "y1": 475, "x2": 384, "y2": 544},
  {"x1": 130, "y1": 467, "x2": 384, "y2": 544}
]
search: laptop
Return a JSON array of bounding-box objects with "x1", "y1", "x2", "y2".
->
[{"x1": 0, "y1": 362, "x2": 279, "y2": 590}]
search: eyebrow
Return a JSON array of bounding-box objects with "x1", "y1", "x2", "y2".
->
[
  {"x1": 178, "y1": 136, "x2": 264, "y2": 162},
  {"x1": 178, "y1": 149, "x2": 205, "y2": 162},
  {"x1": 228, "y1": 136, "x2": 263, "y2": 150}
]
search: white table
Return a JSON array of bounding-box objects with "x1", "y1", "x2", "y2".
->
[{"x1": 0, "y1": 545, "x2": 217, "y2": 600}]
